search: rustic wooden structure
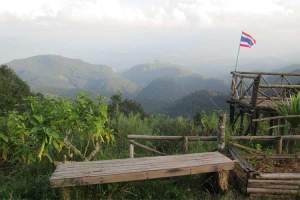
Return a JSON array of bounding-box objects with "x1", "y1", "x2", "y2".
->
[
  {"x1": 50, "y1": 152, "x2": 235, "y2": 197},
  {"x1": 50, "y1": 114, "x2": 235, "y2": 198},
  {"x1": 228, "y1": 71, "x2": 300, "y2": 135}
]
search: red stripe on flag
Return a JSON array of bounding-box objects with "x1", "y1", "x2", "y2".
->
[{"x1": 240, "y1": 44, "x2": 251, "y2": 48}]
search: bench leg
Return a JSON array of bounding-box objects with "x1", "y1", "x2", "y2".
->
[
  {"x1": 218, "y1": 170, "x2": 229, "y2": 192},
  {"x1": 62, "y1": 187, "x2": 71, "y2": 200}
]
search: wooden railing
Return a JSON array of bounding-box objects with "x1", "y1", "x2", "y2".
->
[
  {"x1": 230, "y1": 71, "x2": 300, "y2": 108},
  {"x1": 128, "y1": 113, "x2": 227, "y2": 158},
  {"x1": 127, "y1": 114, "x2": 300, "y2": 157}
]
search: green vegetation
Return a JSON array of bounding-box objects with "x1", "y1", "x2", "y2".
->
[
  {"x1": 276, "y1": 92, "x2": 300, "y2": 128},
  {"x1": 0, "y1": 65, "x2": 32, "y2": 114},
  {"x1": 0, "y1": 67, "x2": 247, "y2": 199}
]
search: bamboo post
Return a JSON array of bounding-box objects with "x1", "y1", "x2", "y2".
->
[
  {"x1": 277, "y1": 136, "x2": 283, "y2": 154},
  {"x1": 218, "y1": 170, "x2": 229, "y2": 192},
  {"x1": 129, "y1": 142, "x2": 135, "y2": 158},
  {"x1": 218, "y1": 113, "x2": 226, "y2": 153},
  {"x1": 251, "y1": 74, "x2": 261, "y2": 107},
  {"x1": 183, "y1": 136, "x2": 188, "y2": 153},
  {"x1": 62, "y1": 188, "x2": 71, "y2": 200}
]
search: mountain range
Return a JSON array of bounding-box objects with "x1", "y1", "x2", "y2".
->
[
  {"x1": 7, "y1": 55, "x2": 137, "y2": 97},
  {"x1": 7, "y1": 54, "x2": 299, "y2": 116}
]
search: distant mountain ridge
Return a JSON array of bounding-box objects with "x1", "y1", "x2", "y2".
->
[
  {"x1": 7, "y1": 55, "x2": 138, "y2": 96},
  {"x1": 163, "y1": 90, "x2": 228, "y2": 117},
  {"x1": 123, "y1": 62, "x2": 193, "y2": 87},
  {"x1": 134, "y1": 75, "x2": 228, "y2": 112}
]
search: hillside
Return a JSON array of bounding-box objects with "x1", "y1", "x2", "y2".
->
[
  {"x1": 7, "y1": 55, "x2": 138, "y2": 96},
  {"x1": 123, "y1": 62, "x2": 192, "y2": 86},
  {"x1": 163, "y1": 90, "x2": 228, "y2": 117},
  {"x1": 135, "y1": 75, "x2": 228, "y2": 113}
]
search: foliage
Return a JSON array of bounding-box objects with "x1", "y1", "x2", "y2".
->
[
  {"x1": 276, "y1": 92, "x2": 300, "y2": 128},
  {"x1": 0, "y1": 93, "x2": 113, "y2": 164},
  {"x1": 0, "y1": 65, "x2": 32, "y2": 114},
  {"x1": 194, "y1": 112, "x2": 219, "y2": 135},
  {"x1": 108, "y1": 93, "x2": 146, "y2": 119}
]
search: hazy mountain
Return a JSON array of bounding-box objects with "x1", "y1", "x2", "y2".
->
[
  {"x1": 135, "y1": 75, "x2": 228, "y2": 112},
  {"x1": 7, "y1": 55, "x2": 138, "y2": 96},
  {"x1": 123, "y1": 61, "x2": 193, "y2": 87},
  {"x1": 274, "y1": 64, "x2": 300, "y2": 73},
  {"x1": 163, "y1": 90, "x2": 228, "y2": 117}
]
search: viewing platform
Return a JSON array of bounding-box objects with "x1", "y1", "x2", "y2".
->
[{"x1": 228, "y1": 71, "x2": 300, "y2": 134}]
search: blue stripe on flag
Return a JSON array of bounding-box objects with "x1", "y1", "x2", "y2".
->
[{"x1": 241, "y1": 36, "x2": 254, "y2": 46}]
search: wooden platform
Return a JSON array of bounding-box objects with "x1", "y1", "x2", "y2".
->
[{"x1": 50, "y1": 152, "x2": 234, "y2": 188}]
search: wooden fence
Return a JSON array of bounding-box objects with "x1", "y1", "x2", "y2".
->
[{"x1": 127, "y1": 114, "x2": 300, "y2": 157}]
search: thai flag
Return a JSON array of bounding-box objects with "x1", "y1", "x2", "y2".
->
[{"x1": 240, "y1": 31, "x2": 256, "y2": 48}]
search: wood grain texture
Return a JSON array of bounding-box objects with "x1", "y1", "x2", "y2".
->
[{"x1": 50, "y1": 152, "x2": 234, "y2": 188}]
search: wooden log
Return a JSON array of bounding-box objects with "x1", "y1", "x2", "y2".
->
[
  {"x1": 218, "y1": 170, "x2": 229, "y2": 192},
  {"x1": 231, "y1": 135, "x2": 300, "y2": 141},
  {"x1": 229, "y1": 142, "x2": 263, "y2": 155},
  {"x1": 127, "y1": 135, "x2": 217, "y2": 141},
  {"x1": 231, "y1": 135, "x2": 279, "y2": 141},
  {"x1": 251, "y1": 75, "x2": 261, "y2": 107},
  {"x1": 248, "y1": 179, "x2": 300, "y2": 186},
  {"x1": 277, "y1": 137, "x2": 283, "y2": 154},
  {"x1": 253, "y1": 115, "x2": 300, "y2": 122},
  {"x1": 129, "y1": 140, "x2": 166, "y2": 156},
  {"x1": 129, "y1": 143, "x2": 134, "y2": 158},
  {"x1": 260, "y1": 84, "x2": 300, "y2": 89},
  {"x1": 247, "y1": 187, "x2": 299, "y2": 195},
  {"x1": 233, "y1": 71, "x2": 300, "y2": 76},
  {"x1": 248, "y1": 182, "x2": 300, "y2": 189},
  {"x1": 218, "y1": 113, "x2": 226, "y2": 152},
  {"x1": 229, "y1": 147, "x2": 257, "y2": 175},
  {"x1": 62, "y1": 187, "x2": 71, "y2": 200},
  {"x1": 183, "y1": 136, "x2": 188, "y2": 153},
  {"x1": 258, "y1": 173, "x2": 300, "y2": 180}
]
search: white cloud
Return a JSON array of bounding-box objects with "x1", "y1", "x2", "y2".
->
[
  {"x1": 0, "y1": 0, "x2": 298, "y2": 27},
  {"x1": 0, "y1": 0, "x2": 299, "y2": 73}
]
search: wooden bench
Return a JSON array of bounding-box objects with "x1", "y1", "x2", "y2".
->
[{"x1": 50, "y1": 152, "x2": 234, "y2": 198}]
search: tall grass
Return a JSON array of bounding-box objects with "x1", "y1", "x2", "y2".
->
[{"x1": 276, "y1": 92, "x2": 300, "y2": 128}]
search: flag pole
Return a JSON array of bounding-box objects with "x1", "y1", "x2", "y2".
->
[{"x1": 234, "y1": 33, "x2": 242, "y2": 72}]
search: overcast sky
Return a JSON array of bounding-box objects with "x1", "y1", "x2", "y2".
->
[{"x1": 0, "y1": 0, "x2": 299, "y2": 76}]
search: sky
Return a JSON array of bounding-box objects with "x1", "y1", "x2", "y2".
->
[{"x1": 0, "y1": 0, "x2": 299, "y2": 76}]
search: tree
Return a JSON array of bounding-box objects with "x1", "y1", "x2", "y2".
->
[
  {"x1": 0, "y1": 93, "x2": 113, "y2": 164},
  {"x1": 108, "y1": 94, "x2": 145, "y2": 119},
  {"x1": 0, "y1": 65, "x2": 32, "y2": 114}
]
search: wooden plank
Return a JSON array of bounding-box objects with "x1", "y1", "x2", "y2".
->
[
  {"x1": 233, "y1": 71, "x2": 300, "y2": 76},
  {"x1": 52, "y1": 155, "x2": 233, "y2": 178},
  {"x1": 129, "y1": 140, "x2": 166, "y2": 155},
  {"x1": 258, "y1": 173, "x2": 300, "y2": 180},
  {"x1": 248, "y1": 179, "x2": 300, "y2": 186},
  {"x1": 247, "y1": 187, "x2": 299, "y2": 195},
  {"x1": 50, "y1": 152, "x2": 234, "y2": 188},
  {"x1": 260, "y1": 84, "x2": 300, "y2": 89},
  {"x1": 127, "y1": 135, "x2": 217, "y2": 141},
  {"x1": 253, "y1": 115, "x2": 300, "y2": 122}
]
